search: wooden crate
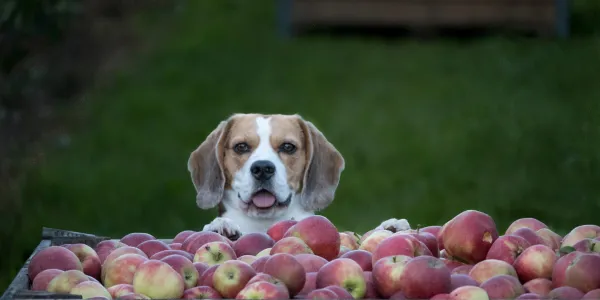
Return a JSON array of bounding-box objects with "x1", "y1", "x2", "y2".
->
[{"x1": 277, "y1": 0, "x2": 570, "y2": 37}]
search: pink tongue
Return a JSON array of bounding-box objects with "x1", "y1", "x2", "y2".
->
[{"x1": 251, "y1": 191, "x2": 276, "y2": 208}]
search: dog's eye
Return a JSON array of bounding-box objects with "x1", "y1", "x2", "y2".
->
[
  {"x1": 279, "y1": 142, "x2": 296, "y2": 154},
  {"x1": 233, "y1": 142, "x2": 250, "y2": 154}
]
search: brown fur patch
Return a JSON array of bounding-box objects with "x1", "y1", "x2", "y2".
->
[
  {"x1": 269, "y1": 115, "x2": 308, "y2": 192},
  {"x1": 221, "y1": 114, "x2": 259, "y2": 188}
]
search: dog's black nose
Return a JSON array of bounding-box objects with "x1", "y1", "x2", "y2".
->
[{"x1": 250, "y1": 160, "x2": 275, "y2": 181}]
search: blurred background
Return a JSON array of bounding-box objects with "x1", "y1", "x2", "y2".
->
[{"x1": 1, "y1": 0, "x2": 600, "y2": 292}]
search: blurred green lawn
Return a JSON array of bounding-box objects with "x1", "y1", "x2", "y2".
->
[{"x1": 3, "y1": 0, "x2": 600, "y2": 292}]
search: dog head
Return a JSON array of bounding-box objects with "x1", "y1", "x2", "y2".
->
[{"x1": 188, "y1": 113, "x2": 345, "y2": 219}]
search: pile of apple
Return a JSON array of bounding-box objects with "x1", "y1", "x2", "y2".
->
[{"x1": 25, "y1": 210, "x2": 600, "y2": 300}]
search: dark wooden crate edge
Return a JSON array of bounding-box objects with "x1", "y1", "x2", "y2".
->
[{"x1": 277, "y1": 0, "x2": 571, "y2": 38}]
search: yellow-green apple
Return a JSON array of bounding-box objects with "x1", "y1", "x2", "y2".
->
[
  {"x1": 340, "y1": 250, "x2": 372, "y2": 271},
  {"x1": 250, "y1": 256, "x2": 269, "y2": 272},
  {"x1": 193, "y1": 241, "x2": 237, "y2": 265},
  {"x1": 238, "y1": 255, "x2": 257, "y2": 265},
  {"x1": 270, "y1": 236, "x2": 314, "y2": 255},
  {"x1": 101, "y1": 246, "x2": 147, "y2": 281},
  {"x1": 451, "y1": 265, "x2": 474, "y2": 275},
  {"x1": 548, "y1": 286, "x2": 585, "y2": 300},
  {"x1": 120, "y1": 233, "x2": 156, "y2": 247},
  {"x1": 299, "y1": 272, "x2": 318, "y2": 296},
  {"x1": 282, "y1": 215, "x2": 341, "y2": 261},
  {"x1": 512, "y1": 228, "x2": 545, "y2": 246},
  {"x1": 561, "y1": 225, "x2": 600, "y2": 248},
  {"x1": 340, "y1": 233, "x2": 359, "y2": 250},
  {"x1": 233, "y1": 232, "x2": 275, "y2": 257},
  {"x1": 103, "y1": 253, "x2": 148, "y2": 287},
  {"x1": 31, "y1": 269, "x2": 63, "y2": 291},
  {"x1": 451, "y1": 274, "x2": 478, "y2": 290},
  {"x1": 485, "y1": 235, "x2": 531, "y2": 265},
  {"x1": 325, "y1": 285, "x2": 354, "y2": 299},
  {"x1": 267, "y1": 219, "x2": 298, "y2": 242},
  {"x1": 173, "y1": 230, "x2": 196, "y2": 244},
  {"x1": 182, "y1": 231, "x2": 228, "y2": 254},
  {"x1": 198, "y1": 264, "x2": 219, "y2": 287},
  {"x1": 516, "y1": 293, "x2": 544, "y2": 299},
  {"x1": 182, "y1": 286, "x2": 222, "y2": 299},
  {"x1": 46, "y1": 269, "x2": 89, "y2": 293},
  {"x1": 583, "y1": 289, "x2": 600, "y2": 300},
  {"x1": 468, "y1": 259, "x2": 518, "y2": 284},
  {"x1": 295, "y1": 253, "x2": 328, "y2": 273},
  {"x1": 398, "y1": 256, "x2": 451, "y2": 299},
  {"x1": 117, "y1": 293, "x2": 150, "y2": 299},
  {"x1": 421, "y1": 225, "x2": 443, "y2": 249},
  {"x1": 307, "y1": 288, "x2": 338, "y2": 299},
  {"x1": 69, "y1": 281, "x2": 111, "y2": 299},
  {"x1": 562, "y1": 252, "x2": 600, "y2": 293},
  {"x1": 363, "y1": 271, "x2": 381, "y2": 299},
  {"x1": 523, "y1": 278, "x2": 552, "y2": 296},
  {"x1": 371, "y1": 255, "x2": 412, "y2": 298},
  {"x1": 28, "y1": 246, "x2": 82, "y2": 280},
  {"x1": 170, "y1": 243, "x2": 182, "y2": 250},
  {"x1": 536, "y1": 228, "x2": 562, "y2": 250},
  {"x1": 160, "y1": 254, "x2": 199, "y2": 289},
  {"x1": 358, "y1": 230, "x2": 393, "y2": 253},
  {"x1": 235, "y1": 281, "x2": 290, "y2": 300},
  {"x1": 94, "y1": 240, "x2": 126, "y2": 265},
  {"x1": 264, "y1": 253, "x2": 305, "y2": 297},
  {"x1": 132, "y1": 259, "x2": 185, "y2": 298},
  {"x1": 449, "y1": 286, "x2": 490, "y2": 300},
  {"x1": 212, "y1": 260, "x2": 256, "y2": 299},
  {"x1": 480, "y1": 274, "x2": 525, "y2": 299},
  {"x1": 256, "y1": 248, "x2": 271, "y2": 258},
  {"x1": 513, "y1": 244, "x2": 557, "y2": 282},
  {"x1": 410, "y1": 231, "x2": 440, "y2": 258},
  {"x1": 316, "y1": 257, "x2": 367, "y2": 299},
  {"x1": 441, "y1": 210, "x2": 499, "y2": 264},
  {"x1": 107, "y1": 283, "x2": 134, "y2": 298},
  {"x1": 150, "y1": 249, "x2": 193, "y2": 261},
  {"x1": 506, "y1": 218, "x2": 548, "y2": 235},
  {"x1": 551, "y1": 251, "x2": 584, "y2": 288},
  {"x1": 572, "y1": 238, "x2": 600, "y2": 254},
  {"x1": 137, "y1": 240, "x2": 170, "y2": 258},
  {"x1": 371, "y1": 233, "x2": 432, "y2": 264},
  {"x1": 62, "y1": 244, "x2": 102, "y2": 279}
]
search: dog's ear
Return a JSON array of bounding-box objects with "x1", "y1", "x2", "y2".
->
[
  {"x1": 297, "y1": 116, "x2": 345, "y2": 211},
  {"x1": 188, "y1": 119, "x2": 231, "y2": 209}
]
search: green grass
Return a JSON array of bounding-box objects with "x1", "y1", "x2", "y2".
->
[{"x1": 3, "y1": 0, "x2": 600, "y2": 292}]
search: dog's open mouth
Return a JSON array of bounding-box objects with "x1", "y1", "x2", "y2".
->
[{"x1": 250, "y1": 189, "x2": 277, "y2": 209}]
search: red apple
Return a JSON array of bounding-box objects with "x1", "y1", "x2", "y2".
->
[
  {"x1": 182, "y1": 286, "x2": 222, "y2": 299},
  {"x1": 107, "y1": 284, "x2": 135, "y2": 298},
  {"x1": 468, "y1": 259, "x2": 518, "y2": 284},
  {"x1": 572, "y1": 238, "x2": 600, "y2": 254},
  {"x1": 62, "y1": 244, "x2": 102, "y2": 280},
  {"x1": 340, "y1": 233, "x2": 360, "y2": 250},
  {"x1": 299, "y1": 272, "x2": 318, "y2": 296},
  {"x1": 441, "y1": 210, "x2": 499, "y2": 264},
  {"x1": 485, "y1": 235, "x2": 531, "y2": 265},
  {"x1": 536, "y1": 228, "x2": 562, "y2": 250},
  {"x1": 410, "y1": 231, "x2": 440, "y2": 258},
  {"x1": 505, "y1": 218, "x2": 548, "y2": 235},
  {"x1": 363, "y1": 271, "x2": 381, "y2": 299},
  {"x1": 250, "y1": 256, "x2": 269, "y2": 272},
  {"x1": 371, "y1": 255, "x2": 412, "y2": 298},
  {"x1": 306, "y1": 288, "x2": 338, "y2": 299},
  {"x1": 358, "y1": 230, "x2": 393, "y2": 253},
  {"x1": 512, "y1": 228, "x2": 545, "y2": 246},
  {"x1": 452, "y1": 265, "x2": 474, "y2": 275},
  {"x1": 316, "y1": 257, "x2": 367, "y2": 299},
  {"x1": 338, "y1": 246, "x2": 351, "y2": 257},
  {"x1": 212, "y1": 260, "x2": 256, "y2": 299},
  {"x1": 583, "y1": 289, "x2": 600, "y2": 300},
  {"x1": 150, "y1": 249, "x2": 193, "y2": 261},
  {"x1": 548, "y1": 286, "x2": 585, "y2": 300},
  {"x1": 173, "y1": 230, "x2": 196, "y2": 244},
  {"x1": 28, "y1": 246, "x2": 83, "y2": 280},
  {"x1": 120, "y1": 232, "x2": 156, "y2": 247},
  {"x1": 449, "y1": 286, "x2": 490, "y2": 300},
  {"x1": 561, "y1": 225, "x2": 600, "y2": 248},
  {"x1": 170, "y1": 243, "x2": 182, "y2": 250},
  {"x1": 103, "y1": 253, "x2": 148, "y2": 287},
  {"x1": 517, "y1": 293, "x2": 544, "y2": 300},
  {"x1": 94, "y1": 240, "x2": 126, "y2": 264},
  {"x1": 372, "y1": 233, "x2": 432, "y2": 265},
  {"x1": 117, "y1": 293, "x2": 150, "y2": 299},
  {"x1": 282, "y1": 215, "x2": 341, "y2": 261},
  {"x1": 264, "y1": 253, "x2": 305, "y2": 297},
  {"x1": 270, "y1": 236, "x2": 314, "y2": 255},
  {"x1": 132, "y1": 259, "x2": 185, "y2": 299},
  {"x1": 340, "y1": 250, "x2": 373, "y2": 272},
  {"x1": 524, "y1": 278, "x2": 552, "y2": 296},
  {"x1": 563, "y1": 252, "x2": 600, "y2": 293},
  {"x1": 182, "y1": 231, "x2": 228, "y2": 254},
  {"x1": 295, "y1": 253, "x2": 329, "y2": 273},
  {"x1": 399, "y1": 256, "x2": 451, "y2": 299},
  {"x1": 247, "y1": 272, "x2": 288, "y2": 291},
  {"x1": 46, "y1": 270, "x2": 89, "y2": 293},
  {"x1": 325, "y1": 285, "x2": 354, "y2": 299},
  {"x1": 513, "y1": 244, "x2": 557, "y2": 282},
  {"x1": 451, "y1": 274, "x2": 478, "y2": 290},
  {"x1": 238, "y1": 255, "x2": 257, "y2": 265},
  {"x1": 160, "y1": 254, "x2": 199, "y2": 289},
  {"x1": 233, "y1": 232, "x2": 275, "y2": 257},
  {"x1": 442, "y1": 258, "x2": 467, "y2": 271},
  {"x1": 432, "y1": 293, "x2": 451, "y2": 300},
  {"x1": 31, "y1": 269, "x2": 63, "y2": 291},
  {"x1": 198, "y1": 264, "x2": 219, "y2": 288},
  {"x1": 389, "y1": 291, "x2": 409, "y2": 299},
  {"x1": 193, "y1": 241, "x2": 237, "y2": 265},
  {"x1": 101, "y1": 246, "x2": 147, "y2": 281},
  {"x1": 192, "y1": 262, "x2": 209, "y2": 284},
  {"x1": 236, "y1": 281, "x2": 289, "y2": 300},
  {"x1": 480, "y1": 274, "x2": 526, "y2": 300},
  {"x1": 267, "y1": 219, "x2": 298, "y2": 242},
  {"x1": 137, "y1": 240, "x2": 171, "y2": 258},
  {"x1": 421, "y1": 225, "x2": 443, "y2": 249},
  {"x1": 551, "y1": 251, "x2": 584, "y2": 288}
]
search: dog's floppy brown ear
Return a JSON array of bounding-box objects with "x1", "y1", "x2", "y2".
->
[
  {"x1": 188, "y1": 120, "x2": 231, "y2": 209},
  {"x1": 298, "y1": 117, "x2": 345, "y2": 211}
]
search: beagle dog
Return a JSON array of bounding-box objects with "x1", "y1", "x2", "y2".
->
[{"x1": 187, "y1": 113, "x2": 410, "y2": 240}]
